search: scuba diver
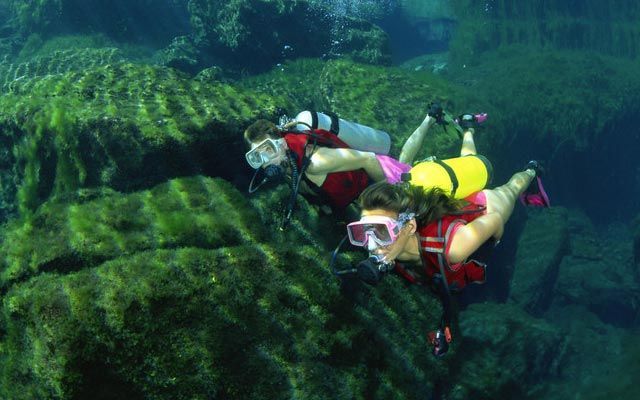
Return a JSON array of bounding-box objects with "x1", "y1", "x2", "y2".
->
[
  {"x1": 340, "y1": 161, "x2": 549, "y2": 357},
  {"x1": 244, "y1": 105, "x2": 488, "y2": 228}
]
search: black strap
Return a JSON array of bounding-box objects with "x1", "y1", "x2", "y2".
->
[
  {"x1": 280, "y1": 139, "x2": 317, "y2": 230},
  {"x1": 310, "y1": 111, "x2": 318, "y2": 130},
  {"x1": 325, "y1": 111, "x2": 340, "y2": 135},
  {"x1": 434, "y1": 217, "x2": 454, "y2": 335},
  {"x1": 433, "y1": 159, "x2": 459, "y2": 197}
]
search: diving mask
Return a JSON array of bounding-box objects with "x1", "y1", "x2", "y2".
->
[
  {"x1": 346, "y1": 212, "x2": 415, "y2": 247},
  {"x1": 245, "y1": 138, "x2": 287, "y2": 169}
]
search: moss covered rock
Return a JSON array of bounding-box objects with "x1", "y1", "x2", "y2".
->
[
  {"x1": 510, "y1": 207, "x2": 569, "y2": 315},
  {"x1": 0, "y1": 57, "x2": 282, "y2": 218},
  {"x1": 455, "y1": 303, "x2": 567, "y2": 399},
  {"x1": 186, "y1": 0, "x2": 391, "y2": 73},
  {"x1": 554, "y1": 212, "x2": 639, "y2": 328},
  {"x1": 450, "y1": 0, "x2": 640, "y2": 61},
  {"x1": 240, "y1": 58, "x2": 493, "y2": 158},
  {"x1": 444, "y1": 47, "x2": 640, "y2": 156},
  {"x1": 7, "y1": 0, "x2": 189, "y2": 46},
  {"x1": 0, "y1": 176, "x2": 452, "y2": 399},
  {"x1": 0, "y1": 176, "x2": 266, "y2": 291}
]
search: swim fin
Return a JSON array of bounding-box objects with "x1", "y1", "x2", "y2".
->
[{"x1": 520, "y1": 176, "x2": 550, "y2": 207}]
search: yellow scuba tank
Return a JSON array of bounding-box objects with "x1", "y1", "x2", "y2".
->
[{"x1": 404, "y1": 155, "x2": 493, "y2": 199}]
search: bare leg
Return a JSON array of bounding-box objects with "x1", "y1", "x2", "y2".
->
[
  {"x1": 483, "y1": 169, "x2": 535, "y2": 226},
  {"x1": 398, "y1": 115, "x2": 435, "y2": 165},
  {"x1": 460, "y1": 128, "x2": 477, "y2": 156}
]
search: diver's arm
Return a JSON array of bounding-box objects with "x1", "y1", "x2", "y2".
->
[
  {"x1": 447, "y1": 212, "x2": 503, "y2": 264},
  {"x1": 306, "y1": 147, "x2": 385, "y2": 181}
]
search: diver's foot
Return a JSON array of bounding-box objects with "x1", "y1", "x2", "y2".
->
[
  {"x1": 523, "y1": 160, "x2": 545, "y2": 177},
  {"x1": 456, "y1": 113, "x2": 487, "y2": 130},
  {"x1": 520, "y1": 162, "x2": 550, "y2": 207},
  {"x1": 426, "y1": 102, "x2": 446, "y2": 126}
]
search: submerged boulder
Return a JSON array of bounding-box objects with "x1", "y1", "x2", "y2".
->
[
  {"x1": 0, "y1": 176, "x2": 448, "y2": 399},
  {"x1": 7, "y1": 0, "x2": 190, "y2": 46},
  {"x1": 0, "y1": 54, "x2": 281, "y2": 219},
  {"x1": 554, "y1": 212, "x2": 640, "y2": 328},
  {"x1": 455, "y1": 302, "x2": 567, "y2": 399},
  {"x1": 509, "y1": 207, "x2": 569, "y2": 315},
  {"x1": 185, "y1": 0, "x2": 391, "y2": 74}
]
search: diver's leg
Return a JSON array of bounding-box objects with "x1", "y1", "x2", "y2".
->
[
  {"x1": 398, "y1": 115, "x2": 436, "y2": 165},
  {"x1": 460, "y1": 128, "x2": 477, "y2": 156},
  {"x1": 483, "y1": 169, "x2": 535, "y2": 224}
]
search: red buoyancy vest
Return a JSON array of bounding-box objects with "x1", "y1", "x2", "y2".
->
[
  {"x1": 416, "y1": 202, "x2": 488, "y2": 291},
  {"x1": 283, "y1": 129, "x2": 369, "y2": 209}
]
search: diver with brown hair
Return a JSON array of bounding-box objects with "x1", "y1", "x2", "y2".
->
[
  {"x1": 243, "y1": 105, "x2": 487, "y2": 227},
  {"x1": 342, "y1": 161, "x2": 548, "y2": 356}
]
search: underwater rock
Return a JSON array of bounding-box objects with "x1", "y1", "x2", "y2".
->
[
  {"x1": 536, "y1": 304, "x2": 640, "y2": 400},
  {"x1": 153, "y1": 35, "x2": 203, "y2": 75},
  {"x1": 509, "y1": 207, "x2": 569, "y2": 316},
  {"x1": 399, "y1": 0, "x2": 457, "y2": 51},
  {"x1": 0, "y1": 176, "x2": 269, "y2": 291},
  {"x1": 456, "y1": 302, "x2": 566, "y2": 399},
  {"x1": 553, "y1": 212, "x2": 639, "y2": 328},
  {"x1": 444, "y1": 48, "x2": 640, "y2": 172},
  {"x1": 0, "y1": 59, "x2": 281, "y2": 219},
  {"x1": 0, "y1": 175, "x2": 453, "y2": 400},
  {"x1": 186, "y1": 0, "x2": 391, "y2": 74},
  {"x1": 7, "y1": 0, "x2": 190, "y2": 46},
  {"x1": 450, "y1": 0, "x2": 640, "y2": 61},
  {"x1": 0, "y1": 47, "x2": 127, "y2": 92}
]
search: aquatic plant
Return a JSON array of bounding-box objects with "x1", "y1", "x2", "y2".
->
[
  {"x1": 450, "y1": 0, "x2": 640, "y2": 62},
  {"x1": 7, "y1": 0, "x2": 190, "y2": 46},
  {"x1": 0, "y1": 57, "x2": 281, "y2": 218},
  {"x1": 240, "y1": 57, "x2": 495, "y2": 160},
  {"x1": 0, "y1": 176, "x2": 450, "y2": 399},
  {"x1": 443, "y1": 46, "x2": 640, "y2": 157},
  {"x1": 186, "y1": 0, "x2": 391, "y2": 73}
]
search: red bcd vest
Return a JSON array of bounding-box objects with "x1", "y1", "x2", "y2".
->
[
  {"x1": 416, "y1": 203, "x2": 488, "y2": 291},
  {"x1": 283, "y1": 129, "x2": 369, "y2": 209}
]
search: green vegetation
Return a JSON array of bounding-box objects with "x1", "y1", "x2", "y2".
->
[
  {"x1": 444, "y1": 46, "x2": 640, "y2": 150},
  {"x1": 1, "y1": 7, "x2": 639, "y2": 396},
  {"x1": 240, "y1": 58, "x2": 494, "y2": 159},
  {"x1": 0, "y1": 176, "x2": 447, "y2": 399},
  {"x1": 0, "y1": 55, "x2": 282, "y2": 217},
  {"x1": 450, "y1": 0, "x2": 640, "y2": 61}
]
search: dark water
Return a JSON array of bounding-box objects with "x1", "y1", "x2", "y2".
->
[{"x1": 0, "y1": 1, "x2": 638, "y2": 399}]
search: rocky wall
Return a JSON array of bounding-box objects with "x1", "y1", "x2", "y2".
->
[{"x1": 450, "y1": 0, "x2": 640, "y2": 65}]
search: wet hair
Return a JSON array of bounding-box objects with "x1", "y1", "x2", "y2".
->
[
  {"x1": 357, "y1": 182, "x2": 465, "y2": 226},
  {"x1": 244, "y1": 119, "x2": 280, "y2": 144}
]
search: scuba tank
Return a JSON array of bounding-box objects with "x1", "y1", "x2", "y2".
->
[
  {"x1": 293, "y1": 111, "x2": 391, "y2": 155},
  {"x1": 403, "y1": 155, "x2": 493, "y2": 199}
]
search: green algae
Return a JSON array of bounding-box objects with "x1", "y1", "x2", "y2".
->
[
  {"x1": 240, "y1": 58, "x2": 492, "y2": 160},
  {"x1": 444, "y1": 46, "x2": 640, "y2": 151},
  {"x1": 0, "y1": 177, "x2": 265, "y2": 291},
  {"x1": 0, "y1": 176, "x2": 447, "y2": 399},
  {"x1": 0, "y1": 58, "x2": 281, "y2": 217}
]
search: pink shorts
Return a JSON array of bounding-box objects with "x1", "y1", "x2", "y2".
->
[
  {"x1": 464, "y1": 191, "x2": 487, "y2": 210},
  {"x1": 375, "y1": 155, "x2": 412, "y2": 184},
  {"x1": 446, "y1": 191, "x2": 488, "y2": 266}
]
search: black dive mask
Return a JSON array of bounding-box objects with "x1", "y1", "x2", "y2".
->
[{"x1": 356, "y1": 255, "x2": 395, "y2": 286}]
